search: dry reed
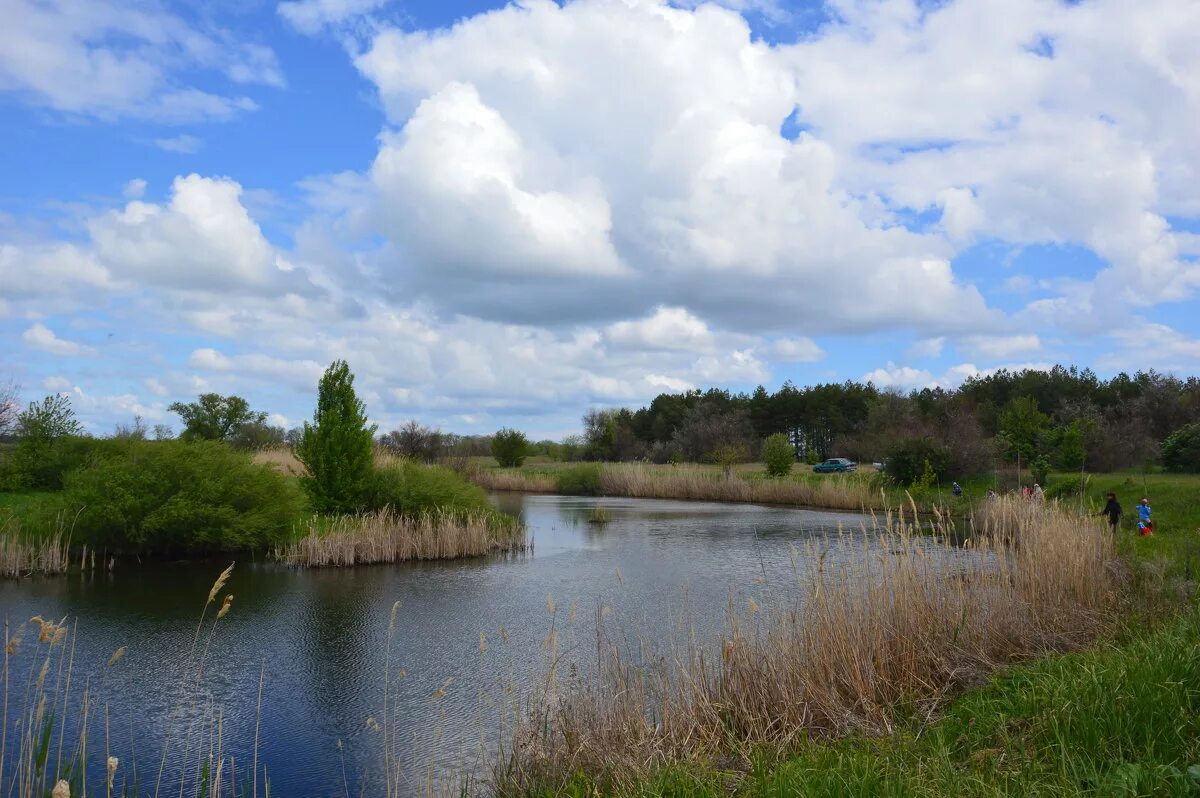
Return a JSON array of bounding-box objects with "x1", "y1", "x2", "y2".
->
[
  {"x1": 276, "y1": 509, "x2": 527, "y2": 567},
  {"x1": 499, "y1": 496, "x2": 1117, "y2": 791},
  {"x1": 466, "y1": 462, "x2": 879, "y2": 511},
  {"x1": 0, "y1": 514, "x2": 73, "y2": 579}
]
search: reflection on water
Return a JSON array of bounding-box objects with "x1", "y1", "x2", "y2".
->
[{"x1": 1, "y1": 494, "x2": 947, "y2": 796}]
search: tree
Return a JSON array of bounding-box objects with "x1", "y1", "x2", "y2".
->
[
  {"x1": 380, "y1": 420, "x2": 445, "y2": 462},
  {"x1": 296, "y1": 361, "x2": 377, "y2": 513},
  {"x1": 998, "y1": 395, "x2": 1049, "y2": 464},
  {"x1": 169, "y1": 394, "x2": 267, "y2": 442},
  {"x1": 1162, "y1": 422, "x2": 1200, "y2": 473},
  {"x1": 761, "y1": 432, "x2": 794, "y2": 477},
  {"x1": 0, "y1": 379, "x2": 19, "y2": 439},
  {"x1": 17, "y1": 394, "x2": 82, "y2": 441},
  {"x1": 7, "y1": 394, "x2": 85, "y2": 489},
  {"x1": 230, "y1": 421, "x2": 286, "y2": 450},
  {"x1": 491, "y1": 428, "x2": 530, "y2": 467},
  {"x1": 885, "y1": 437, "x2": 950, "y2": 487}
]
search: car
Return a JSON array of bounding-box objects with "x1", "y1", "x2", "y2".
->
[{"x1": 813, "y1": 457, "x2": 857, "y2": 473}]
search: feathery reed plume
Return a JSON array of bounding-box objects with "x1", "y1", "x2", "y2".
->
[
  {"x1": 217, "y1": 595, "x2": 234, "y2": 620},
  {"x1": 107, "y1": 647, "x2": 126, "y2": 667}
]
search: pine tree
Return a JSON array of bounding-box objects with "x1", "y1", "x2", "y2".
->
[{"x1": 296, "y1": 361, "x2": 377, "y2": 512}]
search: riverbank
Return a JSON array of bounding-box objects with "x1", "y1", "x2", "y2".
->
[
  {"x1": 0, "y1": 445, "x2": 524, "y2": 577},
  {"x1": 465, "y1": 461, "x2": 886, "y2": 512},
  {"x1": 496, "y1": 496, "x2": 1125, "y2": 794}
]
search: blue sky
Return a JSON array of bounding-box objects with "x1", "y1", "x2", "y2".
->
[{"x1": 3, "y1": 0, "x2": 1200, "y2": 437}]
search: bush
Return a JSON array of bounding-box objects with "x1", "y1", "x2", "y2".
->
[
  {"x1": 556, "y1": 464, "x2": 603, "y2": 496},
  {"x1": 366, "y1": 459, "x2": 492, "y2": 516},
  {"x1": 761, "y1": 433, "x2": 794, "y2": 478},
  {"x1": 885, "y1": 437, "x2": 951, "y2": 487},
  {"x1": 1030, "y1": 454, "x2": 1051, "y2": 487},
  {"x1": 1045, "y1": 474, "x2": 1090, "y2": 500},
  {"x1": 492, "y1": 428, "x2": 530, "y2": 467},
  {"x1": 42, "y1": 440, "x2": 307, "y2": 553},
  {"x1": 1162, "y1": 422, "x2": 1200, "y2": 473},
  {"x1": 297, "y1": 361, "x2": 377, "y2": 513}
]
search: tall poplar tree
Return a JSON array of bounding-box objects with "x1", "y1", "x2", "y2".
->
[{"x1": 296, "y1": 360, "x2": 377, "y2": 512}]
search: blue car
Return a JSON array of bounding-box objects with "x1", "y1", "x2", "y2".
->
[{"x1": 813, "y1": 458, "x2": 857, "y2": 473}]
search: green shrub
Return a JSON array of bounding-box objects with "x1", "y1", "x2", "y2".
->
[
  {"x1": 1045, "y1": 474, "x2": 1090, "y2": 500},
  {"x1": 885, "y1": 437, "x2": 951, "y2": 486},
  {"x1": 491, "y1": 428, "x2": 530, "y2": 467},
  {"x1": 761, "y1": 433, "x2": 794, "y2": 478},
  {"x1": 1030, "y1": 454, "x2": 1051, "y2": 487},
  {"x1": 556, "y1": 463, "x2": 603, "y2": 496},
  {"x1": 296, "y1": 360, "x2": 377, "y2": 512},
  {"x1": 3, "y1": 435, "x2": 123, "y2": 490},
  {"x1": 44, "y1": 440, "x2": 307, "y2": 553},
  {"x1": 1162, "y1": 422, "x2": 1200, "y2": 473},
  {"x1": 366, "y1": 459, "x2": 492, "y2": 516}
]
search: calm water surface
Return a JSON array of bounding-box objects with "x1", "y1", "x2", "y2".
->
[{"x1": 1, "y1": 494, "x2": 956, "y2": 796}]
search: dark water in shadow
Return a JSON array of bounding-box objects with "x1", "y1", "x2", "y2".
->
[{"x1": 1, "y1": 494, "x2": 948, "y2": 796}]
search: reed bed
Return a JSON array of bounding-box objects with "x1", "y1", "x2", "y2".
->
[
  {"x1": 465, "y1": 469, "x2": 558, "y2": 493},
  {"x1": 0, "y1": 513, "x2": 72, "y2": 578},
  {"x1": 598, "y1": 463, "x2": 876, "y2": 510},
  {"x1": 465, "y1": 462, "x2": 880, "y2": 511},
  {"x1": 275, "y1": 509, "x2": 527, "y2": 567},
  {"x1": 498, "y1": 497, "x2": 1117, "y2": 792}
]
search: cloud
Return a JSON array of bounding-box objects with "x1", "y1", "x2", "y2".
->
[
  {"x1": 43, "y1": 376, "x2": 72, "y2": 391},
  {"x1": 906, "y1": 337, "x2": 945, "y2": 360},
  {"x1": 354, "y1": 0, "x2": 995, "y2": 333},
  {"x1": 123, "y1": 179, "x2": 147, "y2": 199},
  {"x1": 277, "y1": 0, "x2": 390, "y2": 34},
  {"x1": 960, "y1": 334, "x2": 1042, "y2": 359},
  {"x1": 770, "y1": 337, "x2": 824, "y2": 363},
  {"x1": 21, "y1": 323, "x2": 96, "y2": 356},
  {"x1": 0, "y1": 0, "x2": 282, "y2": 122},
  {"x1": 155, "y1": 135, "x2": 203, "y2": 154},
  {"x1": 87, "y1": 174, "x2": 319, "y2": 296}
]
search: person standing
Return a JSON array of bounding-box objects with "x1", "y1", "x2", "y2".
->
[
  {"x1": 1100, "y1": 492, "x2": 1122, "y2": 533},
  {"x1": 1136, "y1": 497, "x2": 1153, "y2": 535},
  {"x1": 1032, "y1": 483, "x2": 1045, "y2": 501},
  {"x1": 952, "y1": 481, "x2": 963, "y2": 497}
]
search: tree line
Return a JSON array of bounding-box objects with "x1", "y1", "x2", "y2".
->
[{"x1": 566, "y1": 366, "x2": 1200, "y2": 482}]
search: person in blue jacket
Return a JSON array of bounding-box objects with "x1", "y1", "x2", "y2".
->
[{"x1": 1135, "y1": 497, "x2": 1153, "y2": 535}]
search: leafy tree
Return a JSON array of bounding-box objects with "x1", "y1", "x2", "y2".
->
[
  {"x1": 997, "y1": 395, "x2": 1049, "y2": 464},
  {"x1": 885, "y1": 438, "x2": 950, "y2": 486},
  {"x1": 761, "y1": 432, "x2": 794, "y2": 477},
  {"x1": 1162, "y1": 422, "x2": 1200, "y2": 472},
  {"x1": 4, "y1": 394, "x2": 85, "y2": 489},
  {"x1": 169, "y1": 393, "x2": 267, "y2": 442},
  {"x1": 1056, "y1": 422, "x2": 1086, "y2": 471},
  {"x1": 491, "y1": 427, "x2": 530, "y2": 467},
  {"x1": 296, "y1": 361, "x2": 377, "y2": 513},
  {"x1": 17, "y1": 394, "x2": 82, "y2": 441},
  {"x1": 1030, "y1": 454, "x2": 1051, "y2": 487}
]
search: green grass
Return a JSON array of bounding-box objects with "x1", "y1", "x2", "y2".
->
[{"x1": 542, "y1": 607, "x2": 1200, "y2": 797}]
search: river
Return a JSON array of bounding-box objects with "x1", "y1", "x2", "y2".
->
[{"x1": 1, "y1": 494, "x2": 936, "y2": 796}]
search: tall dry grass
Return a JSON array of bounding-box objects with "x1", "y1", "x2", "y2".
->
[
  {"x1": 276, "y1": 509, "x2": 527, "y2": 567},
  {"x1": 465, "y1": 462, "x2": 879, "y2": 511},
  {"x1": 498, "y1": 497, "x2": 1117, "y2": 792},
  {"x1": 2, "y1": 563, "x2": 262, "y2": 798},
  {"x1": 465, "y1": 469, "x2": 558, "y2": 493},
  {"x1": 1, "y1": 513, "x2": 73, "y2": 579}
]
